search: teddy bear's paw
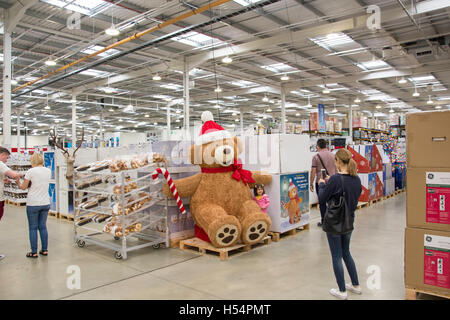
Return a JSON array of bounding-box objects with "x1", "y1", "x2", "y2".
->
[
  {"x1": 243, "y1": 220, "x2": 268, "y2": 244},
  {"x1": 215, "y1": 224, "x2": 239, "y2": 246}
]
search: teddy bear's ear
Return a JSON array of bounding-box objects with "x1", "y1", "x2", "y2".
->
[
  {"x1": 190, "y1": 144, "x2": 202, "y2": 165},
  {"x1": 233, "y1": 136, "x2": 243, "y2": 156}
]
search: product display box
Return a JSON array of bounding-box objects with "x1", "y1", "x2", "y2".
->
[
  {"x1": 309, "y1": 112, "x2": 319, "y2": 131},
  {"x1": 405, "y1": 227, "x2": 450, "y2": 295},
  {"x1": 348, "y1": 145, "x2": 382, "y2": 173},
  {"x1": 242, "y1": 135, "x2": 311, "y2": 233},
  {"x1": 383, "y1": 178, "x2": 395, "y2": 196},
  {"x1": 383, "y1": 163, "x2": 393, "y2": 181},
  {"x1": 358, "y1": 173, "x2": 377, "y2": 202},
  {"x1": 406, "y1": 110, "x2": 450, "y2": 168},
  {"x1": 348, "y1": 145, "x2": 370, "y2": 173},
  {"x1": 241, "y1": 134, "x2": 311, "y2": 174},
  {"x1": 265, "y1": 172, "x2": 310, "y2": 233},
  {"x1": 407, "y1": 168, "x2": 450, "y2": 231},
  {"x1": 394, "y1": 164, "x2": 407, "y2": 190}
]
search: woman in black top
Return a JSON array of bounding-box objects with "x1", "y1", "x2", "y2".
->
[{"x1": 318, "y1": 148, "x2": 362, "y2": 300}]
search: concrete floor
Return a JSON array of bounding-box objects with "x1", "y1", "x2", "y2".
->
[{"x1": 0, "y1": 192, "x2": 425, "y2": 300}]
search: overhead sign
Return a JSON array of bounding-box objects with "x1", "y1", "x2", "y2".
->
[{"x1": 318, "y1": 104, "x2": 326, "y2": 132}]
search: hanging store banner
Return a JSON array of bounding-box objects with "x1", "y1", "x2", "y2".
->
[{"x1": 318, "y1": 104, "x2": 326, "y2": 132}]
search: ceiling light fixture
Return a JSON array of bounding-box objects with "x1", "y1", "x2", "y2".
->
[
  {"x1": 145, "y1": 114, "x2": 149, "y2": 118},
  {"x1": 322, "y1": 84, "x2": 330, "y2": 94},
  {"x1": 214, "y1": 86, "x2": 222, "y2": 93},
  {"x1": 45, "y1": 59, "x2": 56, "y2": 66},
  {"x1": 262, "y1": 95, "x2": 269, "y2": 102},
  {"x1": 398, "y1": 77, "x2": 407, "y2": 84},
  {"x1": 435, "y1": 106, "x2": 442, "y2": 109},
  {"x1": 332, "y1": 103, "x2": 337, "y2": 113},
  {"x1": 306, "y1": 96, "x2": 312, "y2": 108},
  {"x1": 222, "y1": 56, "x2": 233, "y2": 64},
  {"x1": 105, "y1": 24, "x2": 120, "y2": 36},
  {"x1": 11, "y1": 79, "x2": 18, "y2": 85},
  {"x1": 280, "y1": 74, "x2": 290, "y2": 81},
  {"x1": 427, "y1": 95, "x2": 433, "y2": 104},
  {"x1": 103, "y1": 87, "x2": 115, "y2": 94},
  {"x1": 295, "y1": 112, "x2": 300, "y2": 116},
  {"x1": 354, "y1": 97, "x2": 361, "y2": 103},
  {"x1": 44, "y1": 105, "x2": 50, "y2": 110},
  {"x1": 153, "y1": 122, "x2": 158, "y2": 125},
  {"x1": 266, "y1": 107, "x2": 272, "y2": 112},
  {"x1": 376, "y1": 105, "x2": 382, "y2": 109},
  {"x1": 389, "y1": 108, "x2": 394, "y2": 113},
  {"x1": 152, "y1": 74, "x2": 161, "y2": 81}
]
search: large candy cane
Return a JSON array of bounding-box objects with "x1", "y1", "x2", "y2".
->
[{"x1": 152, "y1": 167, "x2": 186, "y2": 215}]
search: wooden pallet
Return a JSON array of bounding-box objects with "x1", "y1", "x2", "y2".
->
[
  {"x1": 169, "y1": 232, "x2": 195, "y2": 248},
  {"x1": 405, "y1": 286, "x2": 450, "y2": 300},
  {"x1": 6, "y1": 200, "x2": 26, "y2": 207},
  {"x1": 383, "y1": 193, "x2": 396, "y2": 200},
  {"x1": 370, "y1": 198, "x2": 382, "y2": 205},
  {"x1": 48, "y1": 211, "x2": 59, "y2": 218},
  {"x1": 59, "y1": 213, "x2": 74, "y2": 221},
  {"x1": 356, "y1": 201, "x2": 369, "y2": 210},
  {"x1": 179, "y1": 236, "x2": 271, "y2": 261},
  {"x1": 268, "y1": 224, "x2": 310, "y2": 242}
]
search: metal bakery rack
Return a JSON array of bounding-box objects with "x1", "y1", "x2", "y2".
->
[{"x1": 73, "y1": 161, "x2": 169, "y2": 259}]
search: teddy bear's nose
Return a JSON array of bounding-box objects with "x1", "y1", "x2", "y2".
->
[{"x1": 223, "y1": 148, "x2": 230, "y2": 155}]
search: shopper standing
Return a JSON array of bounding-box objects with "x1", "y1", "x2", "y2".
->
[
  {"x1": 17, "y1": 153, "x2": 51, "y2": 258},
  {"x1": 0, "y1": 147, "x2": 25, "y2": 260},
  {"x1": 318, "y1": 148, "x2": 362, "y2": 300},
  {"x1": 310, "y1": 139, "x2": 336, "y2": 227}
]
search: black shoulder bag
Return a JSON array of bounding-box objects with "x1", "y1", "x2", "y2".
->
[{"x1": 322, "y1": 175, "x2": 354, "y2": 235}]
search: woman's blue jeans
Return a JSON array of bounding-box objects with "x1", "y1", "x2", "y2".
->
[
  {"x1": 26, "y1": 205, "x2": 50, "y2": 253},
  {"x1": 326, "y1": 231, "x2": 359, "y2": 292}
]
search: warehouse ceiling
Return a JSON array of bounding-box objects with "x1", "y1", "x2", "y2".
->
[{"x1": 0, "y1": 0, "x2": 449, "y2": 138}]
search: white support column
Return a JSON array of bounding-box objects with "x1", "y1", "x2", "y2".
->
[
  {"x1": 240, "y1": 108, "x2": 244, "y2": 136},
  {"x1": 16, "y1": 111, "x2": 20, "y2": 148},
  {"x1": 72, "y1": 92, "x2": 77, "y2": 147},
  {"x1": 281, "y1": 84, "x2": 286, "y2": 134},
  {"x1": 2, "y1": 31, "x2": 12, "y2": 147},
  {"x1": 349, "y1": 97, "x2": 353, "y2": 142},
  {"x1": 100, "y1": 107, "x2": 104, "y2": 143},
  {"x1": 167, "y1": 103, "x2": 171, "y2": 138},
  {"x1": 183, "y1": 58, "x2": 190, "y2": 139}
]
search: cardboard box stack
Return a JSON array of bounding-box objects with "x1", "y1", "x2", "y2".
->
[
  {"x1": 348, "y1": 144, "x2": 384, "y2": 202},
  {"x1": 405, "y1": 110, "x2": 450, "y2": 298},
  {"x1": 309, "y1": 112, "x2": 319, "y2": 131}
]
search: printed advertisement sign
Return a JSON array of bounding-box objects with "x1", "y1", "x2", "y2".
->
[
  {"x1": 48, "y1": 183, "x2": 56, "y2": 212},
  {"x1": 280, "y1": 172, "x2": 309, "y2": 231},
  {"x1": 424, "y1": 234, "x2": 450, "y2": 289},
  {"x1": 426, "y1": 172, "x2": 450, "y2": 225},
  {"x1": 44, "y1": 152, "x2": 55, "y2": 180},
  {"x1": 318, "y1": 104, "x2": 326, "y2": 132}
]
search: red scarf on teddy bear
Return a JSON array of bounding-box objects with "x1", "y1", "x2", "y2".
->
[{"x1": 201, "y1": 159, "x2": 255, "y2": 185}]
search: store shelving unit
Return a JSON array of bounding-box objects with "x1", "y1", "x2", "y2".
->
[
  {"x1": 73, "y1": 163, "x2": 169, "y2": 260},
  {"x1": 303, "y1": 130, "x2": 343, "y2": 136},
  {"x1": 352, "y1": 127, "x2": 390, "y2": 143},
  {"x1": 5, "y1": 159, "x2": 31, "y2": 205}
]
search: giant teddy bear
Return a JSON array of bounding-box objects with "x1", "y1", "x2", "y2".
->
[{"x1": 163, "y1": 111, "x2": 272, "y2": 248}]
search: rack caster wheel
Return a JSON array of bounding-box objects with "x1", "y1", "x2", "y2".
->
[
  {"x1": 114, "y1": 236, "x2": 120, "y2": 240},
  {"x1": 77, "y1": 240, "x2": 85, "y2": 248},
  {"x1": 114, "y1": 251, "x2": 123, "y2": 259},
  {"x1": 152, "y1": 244, "x2": 161, "y2": 249}
]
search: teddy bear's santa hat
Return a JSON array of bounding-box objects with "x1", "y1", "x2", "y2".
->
[
  {"x1": 289, "y1": 179, "x2": 295, "y2": 191},
  {"x1": 196, "y1": 111, "x2": 232, "y2": 145}
]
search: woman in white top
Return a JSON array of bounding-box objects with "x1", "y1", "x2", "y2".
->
[{"x1": 17, "y1": 153, "x2": 51, "y2": 258}]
